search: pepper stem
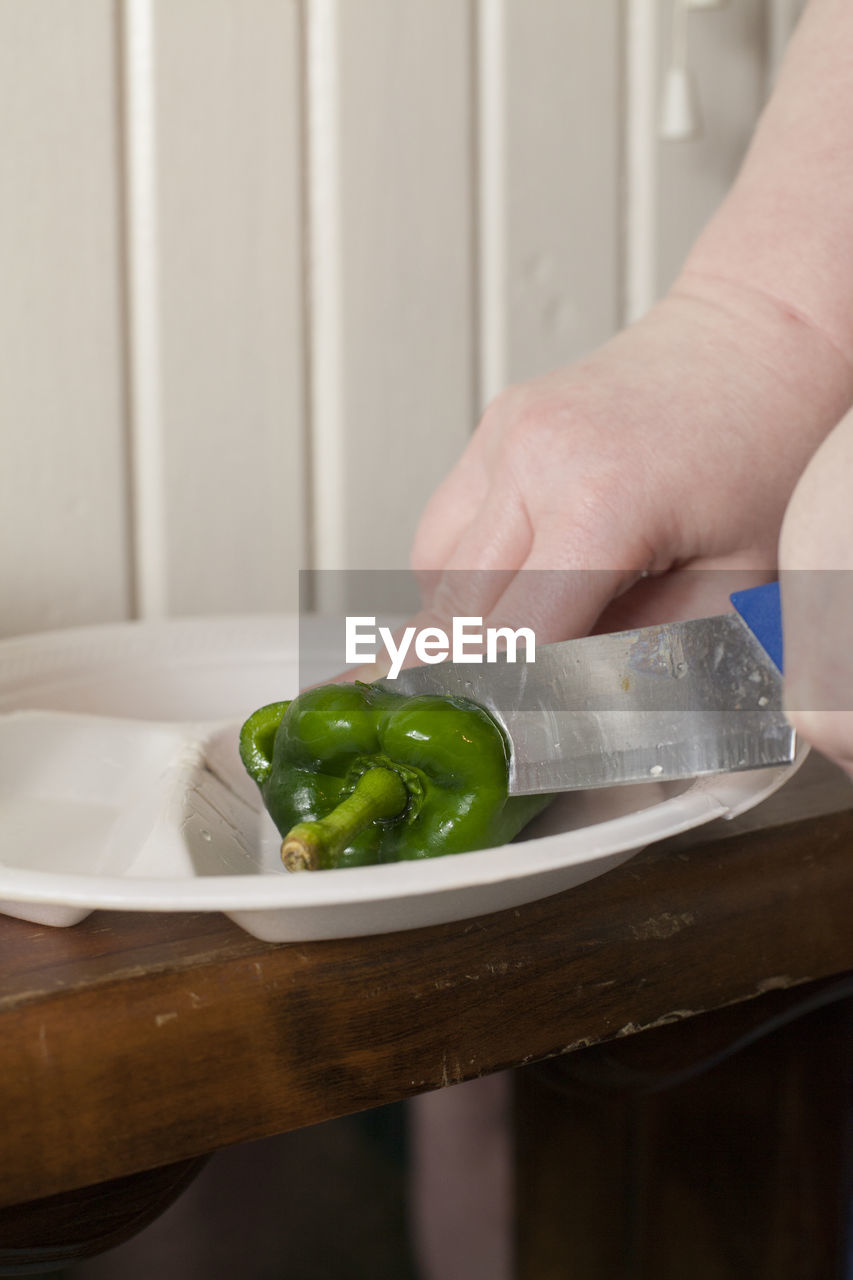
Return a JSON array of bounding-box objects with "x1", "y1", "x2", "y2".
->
[{"x1": 281, "y1": 767, "x2": 408, "y2": 872}]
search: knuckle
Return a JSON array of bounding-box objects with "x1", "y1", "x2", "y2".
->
[
  {"x1": 499, "y1": 402, "x2": 574, "y2": 468},
  {"x1": 480, "y1": 381, "x2": 528, "y2": 428}
]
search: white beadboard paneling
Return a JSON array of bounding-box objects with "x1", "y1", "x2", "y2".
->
[
  {"x1": 625, "y1": 0, "x2": 660, "y2": 324},
  {"x1": 766, "y1": 0, "x2": 808, "y2": 92},
  {"x1": 134, "y1": 0, "x2": 306, "y2": 615},
  {"x1": 0, "y1": 0, "x2": 786, "y2": 634},
  {"x1": 309, "y1": 0, "x2": 475, "y2": 573},
  {"x1": 476, "y1": 0, "x2": 508, "y2": 409},
  {"x1": 0, "y1": 0, "x2": 130, "y2": 638},
  {"x1": 655, "y1": 0, "x2": 768, "y2": 295},
  {"x1": 123, "y1": 0, "x2": 166, "y2": 621},
  {"x1": 492, "y1": 0, "x2": 623, "y2": 390}
]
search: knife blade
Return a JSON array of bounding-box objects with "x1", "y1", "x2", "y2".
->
[{"x1": 377, "y1": 581, "x2": 795, "y2": 794}]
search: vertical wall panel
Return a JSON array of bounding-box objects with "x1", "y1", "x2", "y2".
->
[
  {"x1": 0, "y1": 2, "x2": 793, "y2": 632},
  {"x1": 654, "y1": 0, "x2": 768, "y2": 295},
  {"x1": 624, "y1": 0, "x2": 660, "y2": 325},
  {"x1": 487, "y1": 0, "x2": 623, "y2": 394},
  {"x1": 308, "y1": 0, "x2": 475, "y2": 573},
  {"x1": 133, "y1": 0, "x2": 306, "y2": 615},
  {"x1": 0, "y1": 1, "x2": 130, "y2": 638},
  {"x1": 766, "y1": 0, "x2": 808, "y2": 91}
]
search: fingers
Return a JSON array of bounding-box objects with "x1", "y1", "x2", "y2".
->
[
  {"x1": 410, "y1": 386, "x2": 531, "y2": 593},
  {"x1": 595, "y1": 559, "x2": 775, "y2": 634},
  {"x1": 409, "y1": 481, "x2": 654, "y2": 660},
  {"x1": 410, "y1": 452, "x2": 490, "y2": 578},
  {"x1": 411, "y1": 472, "x2": 534, "y2": 620},
  {"x1": 405, "y1": 541, "x2": 643, "y2": 672},
  {"x1": 482, "y1": 562, "x2": 631, "y2": 646},
  {"x1": 350, "y1": 469, "x2": 530, "y2": 682}
]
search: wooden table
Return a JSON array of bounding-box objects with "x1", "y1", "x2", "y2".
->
[{"x1": 2, "y1": 754, "x2": 853, "y2": 1277}]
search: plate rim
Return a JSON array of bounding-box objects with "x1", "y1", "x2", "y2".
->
[{"x1": 0, "y1": 615, "x2": 800, "y2": 916}]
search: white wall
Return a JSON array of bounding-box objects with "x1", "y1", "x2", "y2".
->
[{"x1": 0, "y1": 0, "x2": 804, "y2": 638}]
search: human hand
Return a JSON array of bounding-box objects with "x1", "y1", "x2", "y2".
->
[
  {"x1": 408, "y1": 272, "x2": 853, "y2": 647},
  {"x1": 779, "y1": 407, "x2": 853, "y2": 777}
]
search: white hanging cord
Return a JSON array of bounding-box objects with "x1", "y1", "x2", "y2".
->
[
  {"x1": 671, "y1": 0, "x2": 689, "y2": 67},
  {"x1": 659, "y1": 0, "x2": 702, "y2": 141}
]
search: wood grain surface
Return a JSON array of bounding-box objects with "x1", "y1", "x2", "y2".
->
[
  {"x1": 516, "y1": 985, "x2": 853, "y2": 1278},
  {"x1": 1, "y1": 780, "x2": 853, "y2": 1210}
]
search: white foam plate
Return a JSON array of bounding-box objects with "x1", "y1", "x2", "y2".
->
[{"x1": 0, "y1": 616, "x2": 803, "y2": 941}]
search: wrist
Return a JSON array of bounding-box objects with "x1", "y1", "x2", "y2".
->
[
  {"x1": 665, "y1": 268, "x2": 853, "y2": 438},
  {"x1": 586, "y1": 276, "x2": 853, "y2": 566}
]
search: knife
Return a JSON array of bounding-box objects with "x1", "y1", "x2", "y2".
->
[{"x1": 377, "y1": 581, "x2": 794, "y2": 794}]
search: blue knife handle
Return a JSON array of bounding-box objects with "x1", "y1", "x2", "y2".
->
[{"x1": 730, "y1": 580, "x2": 784, "y2": 673}]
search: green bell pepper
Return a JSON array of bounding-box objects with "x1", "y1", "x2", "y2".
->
[{"x1": 239, "y1": 682, "x2": 552, "y2": 871}]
